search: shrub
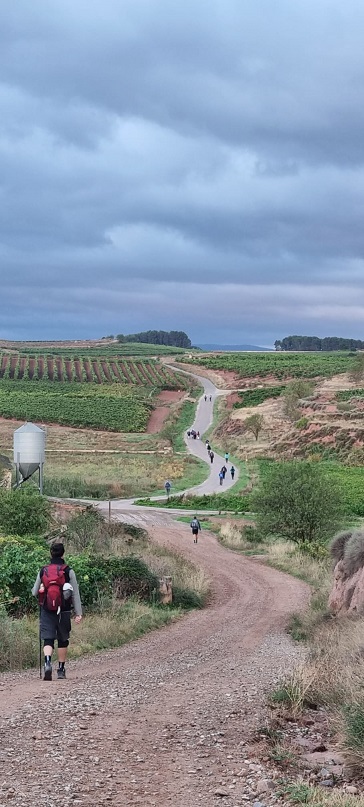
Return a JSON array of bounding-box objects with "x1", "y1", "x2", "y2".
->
[
  {"x1": 0, "y1": 536, "x2": 48, "y2": 612},
  {"x1": 252, "y1": 461, "x2": 344, "y2": 549},
  {"x1": 295, "y1": 416, "x2": 309, "y2": 430},
  {"x1": 0, "y1": 535, "x2": 158, "y2": 613},
  {"x1": 172, "y1": 587, "x2": 203, "y2": 609},
  {"x1": 0, "y1": 490, "x2": 51, "y2": 536}
]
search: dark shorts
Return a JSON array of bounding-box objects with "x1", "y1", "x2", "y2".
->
[
  {"x1": 192, "y1": 528, "x2": 199, "y2": 535},
  {"x1": 40, "y1": 609, "x2": 71, "y2": 648}
]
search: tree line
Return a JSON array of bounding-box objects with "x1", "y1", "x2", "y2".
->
[
  {"x1": 116, "y1": 330, "x2": 192, "y2": 348},
  {"x1": 275, "y1": 335, "x2": 364, "y2": 352}
]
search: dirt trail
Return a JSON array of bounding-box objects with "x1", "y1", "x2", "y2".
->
[{"x1": 0, "y1": 515, "x2": 308, "y2": 807}]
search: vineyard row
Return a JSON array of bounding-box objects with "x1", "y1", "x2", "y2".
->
[
  {"x1": 183, "y1": 351, "x2": 354, "y2": 379},
  {"x1": 0, "y1": 354, "x2": 188, "y2": 389}
]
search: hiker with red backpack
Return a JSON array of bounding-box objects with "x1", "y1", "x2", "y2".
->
[{"x1": 32, "y1": 541, "x2": 82, "y2": 681}]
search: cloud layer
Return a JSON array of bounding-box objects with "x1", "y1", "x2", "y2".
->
[{"x1": 1, "y1": 1, "x2": 364, "y2": 344}]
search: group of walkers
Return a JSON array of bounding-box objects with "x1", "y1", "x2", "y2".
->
[
  {"x1": 218, "y1": 451, "x2": 235, "y2": 485},
  {"x1": 203, "y1": 395, "x2": 212, "y2": 402},
  {"x1": 187, "y1": 429, "x2": 200, "y2": 439}
]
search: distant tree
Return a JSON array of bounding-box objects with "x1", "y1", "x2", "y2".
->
[
  {"x1": 275, "y1": 335, "x2": 364, "y2": 352},
  {"x1": 349, "y1": 353, "x2": 364, "y2": 385},
  {"x1": 116, "y1": 330, "x2": 191, "y2": 348},
  {"x1": 243, "y1": 414, "x2": 264, "y2": 441},
  {"x1": 252, "y1": 461, "x2": 344, "y2": 550}
]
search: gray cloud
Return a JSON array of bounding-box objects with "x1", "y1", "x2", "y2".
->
[{"x1": 1, "y1": 1, "x2": 364, "y2": 343}]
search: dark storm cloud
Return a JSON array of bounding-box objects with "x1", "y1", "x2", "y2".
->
[{"x1": 1, "y1": 0, "x2": 364, "y2": 341}]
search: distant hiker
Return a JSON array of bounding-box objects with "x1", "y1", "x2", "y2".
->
[
  {"x1": 206, "y1": 442, "x2": 211, "y2": 452},
  {"x1": 221, "y1": 465, "x2": 227, "y2": 479},
  {"x1": 209, "y1": 395, "x2": 212, "y2": 402},
  {"x1": 219, "y1": 471, "x2": 224, "y2": 486},
  {"x1": 32, "y1": 542, "x2": 82, "y2": 681},
  {"x1": 224, "y1": 452, "x2": 230, "y2": 463},
  {"x1": 204, "y1": 395, "x2": 207, "y2": 402},
  {"x1": 230, "y1": 466, "x2": 235, "y2": 480},
  {"x1": 190, "y1": 516, "x2": 201, "y2": 543},
  {"x1": 210, "y1": 450, "x2": 214, "y2": 464},
  {"x1": 164, "y1": 480, "x2": 171, "y2": 498},
  {"x1": 205, "y1": 439, "x2": 209, "y2": 446},
  {"x1": 187, "y1": 431, "x2": 191, "y2": 438},
  {"x1": 197, "y1": 431, "x2": 200, "y2": 439}
]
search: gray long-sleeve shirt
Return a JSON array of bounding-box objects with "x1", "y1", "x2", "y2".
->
[{"x1": 32, "y1": 567, "x2": 82, "y2": 616}]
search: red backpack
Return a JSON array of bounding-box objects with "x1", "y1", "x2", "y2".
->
[{"x1": 40, "y1": 564, "x2": 68, "y2": 612}]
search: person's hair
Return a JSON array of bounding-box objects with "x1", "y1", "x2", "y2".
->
[{"x1": 50, "y1": 541, "x2": 65, "y2": 558}]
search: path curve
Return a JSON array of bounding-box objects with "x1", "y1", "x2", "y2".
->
[
  {"x1": 0, "y1": 514, "x2": 309, "y2": 807},
  {"x1": 93, "y1": 370, "x2": 239, "y2": 513}
]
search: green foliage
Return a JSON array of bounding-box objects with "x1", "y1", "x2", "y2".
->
[
  {"x1": 0, "y1": 381, "x2": 151, "y2": 431},
  {"x1": 117, "y1": 330, "x2": 191, "y2": 348},
  {"x1": 276, "y1": 335, "x2": 364, "y2": 351},
  {"x1": 0, "y1": 532, "x2": 159, "y2": 614},
  {"x1": 185, "y1": 351, "x2": 353, "y2": 379},
  {"x1": 0, "y1": 490, "x2": 51, "y2": 536},
  {"x1": 337, "y1": 387, "x2": 364, "y2": 401},
  {"x1": 295, "y1": 416, "x2": 309, "y2": 429},
  {"x1": 233, "y1": 385, "x2": 286, "y2": 408},
  {"x1": 0, "y1": 535, "x2": 48, "y2": 612},
  {"x1": 323, "y1": 463, "x2": 364, "y2": 516},
  {"x1": 62, "y1": 554, "x2": 158, "y2": 608},
  {"x1": 172, "y1": 586, "x2": 204, "y2": 609},
  {"x1": 252, "y1": 461, "x2": 344, "y2": 548},
  {"x1": 135, "y1": 493, "x2": 252, "y2": 512}
]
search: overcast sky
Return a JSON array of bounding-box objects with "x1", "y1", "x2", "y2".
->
[{"x1": 1, "y1": 1, "x2": 364, "y2": 346}]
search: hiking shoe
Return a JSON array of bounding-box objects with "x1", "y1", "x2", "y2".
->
[
  {"x1": 43, "y1": 661, "x2": 52, "y2": 681},
  {"x1": 57, "y1": 667, "x2": 66, "y2": 680}
]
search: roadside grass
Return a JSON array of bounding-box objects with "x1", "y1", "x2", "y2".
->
[
  {"x1": 42, "y1": 451, "x2": 206, "y2": 500},
  {"x1": 280, "y1": 780, "x2": 364, "y2": 806},
  {"x1": 265, "y1": 538, "x2": 364, "y2": 772},
  {"x1": 0, "y1": 600, "x2": 181, "y2": 670}
]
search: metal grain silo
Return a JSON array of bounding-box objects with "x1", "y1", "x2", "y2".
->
[{"x1": 13, "y1": 422, "x2": 46, "y2": 490}]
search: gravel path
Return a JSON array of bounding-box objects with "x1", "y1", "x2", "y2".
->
[{"x1": 0, "y1": 515, "x2": 309, "y2": 807}]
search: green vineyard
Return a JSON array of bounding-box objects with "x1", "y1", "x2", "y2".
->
[
  {"x1": 0, "y1": 353, "x2": 188, "y2": 389},
  {"x1": 0, "y1": 382, "x2": 152, "y2": 432},
  {"x1": 183, "y1": 351, "x2": 354, "y2": 379}
]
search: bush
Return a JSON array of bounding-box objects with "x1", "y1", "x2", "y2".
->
[
  {"x1": 0, "y1": 489, "x2": 51, "y2": 536},
  {"x1": 0, "y1": 536, "x2": 48, "y2": 612},
  {"x1": 136, "y1": 493, "x2": 252, "y2": 512},
  {"x1": 252, "y1": 461, "x2": 344, "y2": 549},
  {"x1": 0, "y1": 535, "x2": 158, "y2": 613},
  {"x1": 172, "y1": 586, "x2": 204, "y2": 609},
  {"x1": 295, "y1": 416, "x2": 309, "y2": 430}
]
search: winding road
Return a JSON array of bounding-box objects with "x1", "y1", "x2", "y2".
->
[{"x1": 0, "y1": 374, "x2": 310, "y2": 807}]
